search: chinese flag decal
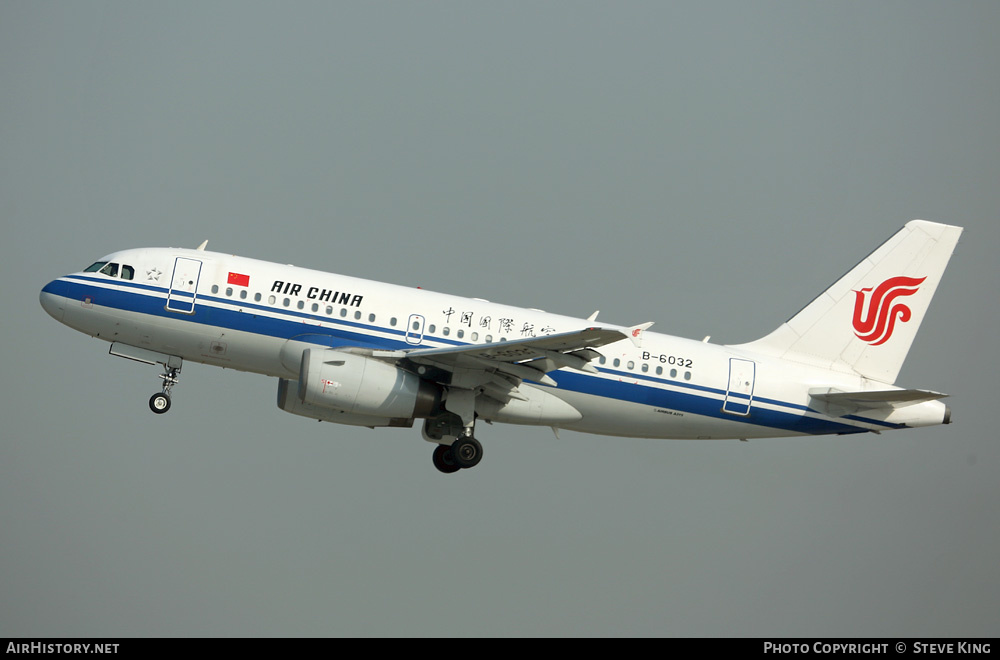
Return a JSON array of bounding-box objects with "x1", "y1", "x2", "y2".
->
[{"x1": 227, "y1": 272, "x2": 250, "y2": 287}]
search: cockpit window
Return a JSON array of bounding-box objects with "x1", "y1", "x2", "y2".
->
[{"x1": 84, "y1": 261, "x2": 135, "y2": 279}]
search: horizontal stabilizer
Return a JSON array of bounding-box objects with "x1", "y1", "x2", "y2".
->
[{"x1": 809, "y1": 388, "x2": 947, "y2": 417}]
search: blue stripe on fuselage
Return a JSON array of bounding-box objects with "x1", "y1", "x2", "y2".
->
[{"x1": 46, "y1": 276, "x2": 891, "y2": 436}]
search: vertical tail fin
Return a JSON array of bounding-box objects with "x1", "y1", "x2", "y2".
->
[{"x1": 734, "y1": 220, "x2": 963, "y2": 384}]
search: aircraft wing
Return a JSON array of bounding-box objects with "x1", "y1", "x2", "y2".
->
[{"x1": 375, "y1": 326, "x2": 639, "y2": 390}]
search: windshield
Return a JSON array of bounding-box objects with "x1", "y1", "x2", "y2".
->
[{"x1": 83, "y1": 260, "x2": 134, "y2": 280}]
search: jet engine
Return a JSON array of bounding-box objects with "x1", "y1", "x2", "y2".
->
[{"x1": 276, "y1": 349, "x2": 441, "y2": 427}]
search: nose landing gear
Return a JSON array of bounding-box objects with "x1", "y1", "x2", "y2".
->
[
  {"x1": 148, "y1": 362, "x2": 181, "y2": 414},
  {"x1": 107, "y1": 344, "x2": 183, "y2": 415}
]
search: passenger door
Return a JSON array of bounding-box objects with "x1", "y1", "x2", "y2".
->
[
  {"x1": 723, "y1": 358, "x2": 756, "y2": 416},
  {"x1": 166, "y1": 257, "x2": 203, "y2": 314}
]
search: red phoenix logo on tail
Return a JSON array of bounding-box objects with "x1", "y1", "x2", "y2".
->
[{"x1": 852, "y1": 276, "x2": 926, "y2": 346}]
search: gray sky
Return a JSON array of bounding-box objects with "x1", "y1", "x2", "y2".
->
[{"x1": 3, "y1": 1, "x2": 998, "y2": 637}]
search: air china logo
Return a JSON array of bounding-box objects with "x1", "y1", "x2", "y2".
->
[{"x1": 852, "y1": 276, "x2": 926, "y2": 346}]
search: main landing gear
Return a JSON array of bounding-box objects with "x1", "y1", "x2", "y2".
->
[
  {"x1": 148, "y1": 362, "x2": 181, "y2": 414},
  {"x1": 431, "y1": 436, "x2": 483, "y2": 474},
  {"x1": 424, "y1": 407, "x2": 484, "y2": 474}
]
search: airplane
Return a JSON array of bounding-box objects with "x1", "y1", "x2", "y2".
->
[{"x1": 39, "y1": 220, "x2": 962, "y2": 474}]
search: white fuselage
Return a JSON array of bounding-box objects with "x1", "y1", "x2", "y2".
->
[{"x1": 39, "y1": 246, "x2": 950, "y2": 441}]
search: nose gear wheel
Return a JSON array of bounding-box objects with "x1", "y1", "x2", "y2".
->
[{"x1": 149, "y1": 363, "x2": 181, "y2": 415}]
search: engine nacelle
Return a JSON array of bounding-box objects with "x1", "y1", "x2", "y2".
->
[
  {"x1": 277, "y1": 378, "x2": 414, "y2": 427},
  {"x1": 298, "y1": 349, "x2": 440, "y2": 420}
]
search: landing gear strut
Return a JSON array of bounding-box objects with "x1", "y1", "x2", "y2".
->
[{"x1": 149, "y1": 362, "x2": 181, "y2": 414}]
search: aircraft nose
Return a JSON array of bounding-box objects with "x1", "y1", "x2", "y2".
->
[{"x1": 40, "y1": 280, "x2": 66, "y2": 322}]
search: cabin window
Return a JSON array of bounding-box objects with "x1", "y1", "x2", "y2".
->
[
  {"x1": 354, "y1": 310, "x2": 361, "y2": 320},
  {"x1": 211, "y1": 285, "x2": 220, "y2": 294},
  {"x1": 297, "y1": 300, "x2": 305, "y2": 310},
  {"x1": 641, "y1": 363, "x2": 649, "y2": 373},
  {"x1": 312, "y1": 303, "x2": 319, "y2": 312},
  {"x1": 268, "y1": 295, "x2": 276, "y2": 305},
  {"x1": 627, "y1": 361, "x2": 634, "y2": 370},
  {"x1": 457, "y1": 329, "x2": 464, "y2": 339},
  {"x1": 442, "y1": 327, "x2": 450, "y2": 336},
  {"x1": 470, "y1": 332, "x2": 478, "y2": 341},
  {"x1": 684, "y1": 371, "x2": 692, "y2": 381},
  {"x1": 390, "y1": 317, "x2": 397, "y2": 327},
  {"x1": 368, "y1": 313, "x2": 375, "y2": 323},
  {"x1": 485, "y1": 335, "x2": 493, "y2": 343},
  {"x1": 670, "y1": 368, "x2": 677, "y2": 378},
  {"x1": 283, "y1": 298, "x2": 290, "y2": 307},
  {"x1": 240, "y1": 290, "x2": 248, "y2": 300},
  {"x1": 428, "y1": 324, "x2": 436, "y2": 333},
  {"x1": 255, "y1": 293, "x2": 262, "y2": 302},
  {"x1": 326, "y1": 306, "x2": 333, "y2": 315},
  {"x1": 655, "y1": 366, "x2": 663, "y2": 375},
  {"x1": 226, "y1": 287, "x2": 234, "y2": 297},
  {"x1": 599, "y1": 356, "x2": 606, "y2": 365},
  {"x1": 340, "y1": 308, "x2": 347, "y2": 318},
  {"x1": 613, "y1": 358, "x2": 621, "y2": 368}
]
